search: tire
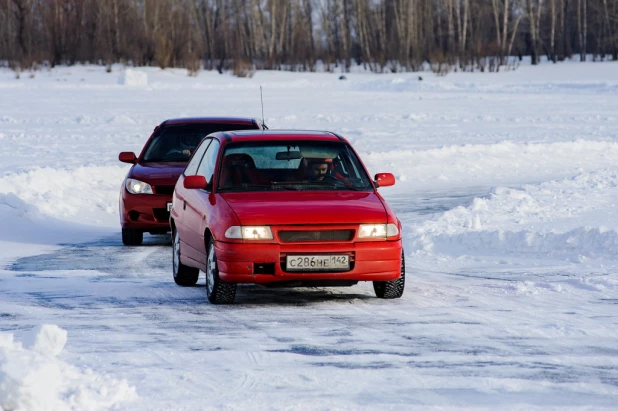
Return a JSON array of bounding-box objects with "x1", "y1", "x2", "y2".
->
[
  {"x1": 205, "y1": 238, "x2": 236, "y2": 304},
  {"x1": 172, "y1": 228, "x2": 199, "y2": 286},
  {"x1": 122, "y1": 228, "x2": 143, "y2": 246},
  {"x1": 373, "y1": 251, "x2": 405, "y2": 299}
]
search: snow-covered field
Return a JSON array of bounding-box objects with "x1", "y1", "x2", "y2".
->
[{"x1": 1, "y1": 62, "x2": 617, "y2": 410}]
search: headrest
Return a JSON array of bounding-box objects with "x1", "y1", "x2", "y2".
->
[
  {"x1": 306, "y1": 158, "x2": 333, "y2": 165},
  {"x1": 181, "y1": 134, "x2": 201, "y2": 146},
  {"x1": 222, "y1": 153, "x2": 255, "y2": 168}
]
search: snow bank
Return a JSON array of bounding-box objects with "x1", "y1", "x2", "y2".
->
[
  {"x1": 23, "y1": 325, "x2": 67, "y2": 356},
  {"x1": 416, "y1": 225, "x2": 618, "y2": 261},
  {"x1": 0, "y1": 190, "x2": 112, "y2": 247},
  {"x1": 0, "y1": 192, "x2": 56, "y2": 244},
  {"x1": 0, "y1": 165, "x2": 128, "y2": 228},
  {"x1": 106, "y1": 114, "x2": 137, "y2": 124},
  {"x1": 118, "y1": 69, "x2": 148, "y2": 87},
  {"x1": 354, "y1": 77, "x2": 618, "y2": 95},
  {"x1": 2, "y1": 139, "x2": 617, "y2": 230},
  {"x1": 363, "y1": 140, "x2": 618, "y2": 191},
  {"x1": 408, "y1": 168, "x2": 618, "y2": 261},
  {"x1": 350, "y1": 61, "x2": 618, "y2": 95},
  {"x1": 0, "y1": 325, "x2": 137, "y2": 411}
]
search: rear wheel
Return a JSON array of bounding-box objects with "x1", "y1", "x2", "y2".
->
[
  {"x1": 122, "y1": 228, "x2": 143, "y2": 246},
  {"x1": 205, "y1": 238, "x2": 236, "y2": 304},
  {"x1": 172, "y1": 228, "x2": 199, "y2": 286},
  {"x1": 373, "y1": 252, "x2": 405, "y2": 299}
]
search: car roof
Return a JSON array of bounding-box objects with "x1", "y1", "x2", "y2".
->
[
  {"x1": 216, "y1": 130, "x2": 346, "y2": 143},
  {"x1": 162, "y1": 117, "x2": 259, "y2": 126}
]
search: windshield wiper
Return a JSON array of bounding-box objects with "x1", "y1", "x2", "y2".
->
[
  {"x1": 270, "y1": 182, "x2": 301, "y2": 190},
  {"x1": 301, "y1": 180, "x2": 363, "y2": 191},
  {"x1": 142, "y1": 158, "x2": 186, "y2": 163},
  {"x1": 219, "y1": 181, "x2": 364, "y2": 192},
  {"x1": 218, "y1": 184, "x2": 271, "y2": 192}
]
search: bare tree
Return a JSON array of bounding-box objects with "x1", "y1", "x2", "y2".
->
[
  {"x1": 526, "y1": 0, "x2": 543, "y2": 64},
  {"x1": 10, "y1": 0, "x2": 32, "y2": 59},
  {"x1": 491, "y1": 0, "x2": 520, "y2": 65},
  {"x1": 601, "y1": 0, "x2": 618, "y2": 59},
  {"x1": 2, "y1": 0, "x2": 618, "y2": 75},
  {"x1": 577, "y1": 0, "x2": 588, "y2": 60},
  {"x1": 455, "y1": 0, "x2": 470, "y2": 60}
]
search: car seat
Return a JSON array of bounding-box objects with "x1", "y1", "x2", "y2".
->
[{"x1": 219, "y1": 154, "x2": 269, "y2": 188}]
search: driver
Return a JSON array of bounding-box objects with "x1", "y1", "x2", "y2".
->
[
  {"x1": 170, "y1": 134, "x2": 201, "y2": 157},
  {"x1": 306, "y1": 158, "x2": 332, "y2": 181}
]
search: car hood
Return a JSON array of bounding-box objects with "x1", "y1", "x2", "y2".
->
[
  {"x1": 128, "y1": 162, "x2": 186, "y2": 185},
  {"x1": 220, "y1": 191, "x2": 387, "y2": 225}
]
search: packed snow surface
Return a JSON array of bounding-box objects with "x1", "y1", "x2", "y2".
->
[
  {"x1": 0, "y1": 61, "x2": 617, "y2": 409},
  {"x1": 0, "y1": 325, "x2": 137, "y2": 410}
]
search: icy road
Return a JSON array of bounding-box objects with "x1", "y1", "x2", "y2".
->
[
  {"x1": 2, "y1": 62, "x2": 618, "y2": 409},
  {"x1": 2, "y1": 189, "x2": 617, "y2": 410}
]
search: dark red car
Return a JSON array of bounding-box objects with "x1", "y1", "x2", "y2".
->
[
  {"x1": 118, "y1": 117, "x2": 262, "y2": 245},
  {"x1": 170, "y1": 130, "x2": 404, "y2": 304}
]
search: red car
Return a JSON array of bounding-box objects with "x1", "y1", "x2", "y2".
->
[
  {"x1": 118, "y1": 117, "x2": 262, "y2": 245},
  {"x1": 170, "y1": 130, "x2": 404, "y2": 304}
]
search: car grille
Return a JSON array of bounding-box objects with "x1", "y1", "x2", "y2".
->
[
  {"x1": 278, "y1": 230, "x2": 354, "y2": 243},
  {"x1": 154, "y1": 185, "x2": 175, "y2": 195},
  {"x1": 152, "y1": 208, "x2": 170, "y2": 222}
]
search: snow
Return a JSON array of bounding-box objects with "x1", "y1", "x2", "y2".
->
[
  {"x1": 1, "y1": 61, "x2": 617, "y2": 409},
  {"x1": 118, "y1": 69, "x2": 148, "y2": 87},
  {"x1": 410, "y1": 169, "x2": 618, "y2": 259},
  {"x1": 22, "y1": 324, "x2": 68, "y2": 356},
  {"x1": 0, "y1": 326, "x2": 137, "y2": 410}
]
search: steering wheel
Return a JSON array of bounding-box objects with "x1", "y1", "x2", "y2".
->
[
  {"x1": 319, "y1": 174, "x2": 347, "y2": 185},
  {"x1": 166, "y1": 148, "x2": 191, "y2": 157}
]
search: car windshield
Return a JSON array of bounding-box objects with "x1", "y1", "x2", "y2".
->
[
  {"x1": 217, "y1": 141, "x2": 374, "y2": 192},
  {"x1": 142, "y1": 123, "x2": 256, "y2": 162}
]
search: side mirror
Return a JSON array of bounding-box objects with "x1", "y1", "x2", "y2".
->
[
  {"x1": 184, "y1": 175, "x2": 207, "y2": 190},
  {"x1": 119, "y1": 152, "x2": 137, "y2": 164},
  {"x1": 374, "y1": 173, "x2": 395, "y2": 187}
]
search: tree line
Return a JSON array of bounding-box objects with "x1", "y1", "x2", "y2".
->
[{"x1": 1, "y1": 0, "x2": 617, "y2": 75}]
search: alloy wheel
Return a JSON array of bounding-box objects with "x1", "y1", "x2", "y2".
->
[
  {"x1": 173, "y1": 229, "x2": 180, "y2": 277},
  {"x1": 206, "y1": 243, "x2": 216, "y2": 294}
]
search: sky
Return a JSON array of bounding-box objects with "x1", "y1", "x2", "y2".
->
[{"x1": 0, "y1": 60, "x2": 617, "y2": 410}]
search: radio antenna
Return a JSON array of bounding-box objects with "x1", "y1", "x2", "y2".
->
[{"x1": 260, "y1": 86, "x2": 268, "y2": 129}]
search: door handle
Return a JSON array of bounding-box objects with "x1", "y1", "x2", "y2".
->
[{"x1": 183, "y1": 200, "x2": 187, "y2": 210}]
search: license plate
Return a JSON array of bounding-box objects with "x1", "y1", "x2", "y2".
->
[
  {"x1": 286, "y1": 255, "x2": 349, "y2": 271},
  {"x1": 166, "y1": 202, "x2": 172, "y2": 212}
]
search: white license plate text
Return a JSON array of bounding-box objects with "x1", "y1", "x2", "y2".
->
[{"x1": 286, "y1": 255, "x2": 349, "y2": 271}]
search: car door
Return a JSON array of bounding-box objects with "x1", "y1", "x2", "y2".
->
[
  {"x1": 182, "y1": 138, "x2": 220, "y2": 264},
  {"x1": 174, "y1": 138, "x2": 212, "y2": 263}
]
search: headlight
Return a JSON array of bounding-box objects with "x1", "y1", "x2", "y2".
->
[
  {"x1": 358, "y1": 223, "x2": 399, "y2": 239},
  {"x1": 225, "y1": 226, "x2": 273, "y2": 240},
  {"x1": 125, "y1": 178, "x2": 154, "y2": 194}
]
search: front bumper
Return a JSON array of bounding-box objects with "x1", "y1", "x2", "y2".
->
[
  {"x1": 215, "y1": 240, "x2": 402, "y2": 284},
  {"x1": 119, "y1": 190, "x2": 172, "y2": 231}
]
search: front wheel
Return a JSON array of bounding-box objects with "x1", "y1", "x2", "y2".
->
[
  {"x1": 205, "y1": 238, "x2": 236, "y2": 304},
  {"x1": 122, "y1": 228, "x2": 143, "y2": 246},
  {"x1": 172, "y1": 228, "x2": 199, "y2": 286},
  {"x1": 373, "y1": 252, "x2": 405, "y2": 299}
]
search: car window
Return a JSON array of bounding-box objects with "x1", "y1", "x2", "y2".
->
[
  {"x1": 196, "y1": 139, "x2": 220, "y2": 184},
  {"x1": 141, "y1": 123, "x2": 256, "y2": 162},
  {"x1": 217, "y1": 141, "x2": 373, "y2": 192},
  {"x1": 184, "y1": 138, "x2": 212, "y2": 176}
]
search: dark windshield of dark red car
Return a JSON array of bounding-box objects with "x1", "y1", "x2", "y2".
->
[{"x1": 142, "y1": 123, "x2": 257, "y2": 162}]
